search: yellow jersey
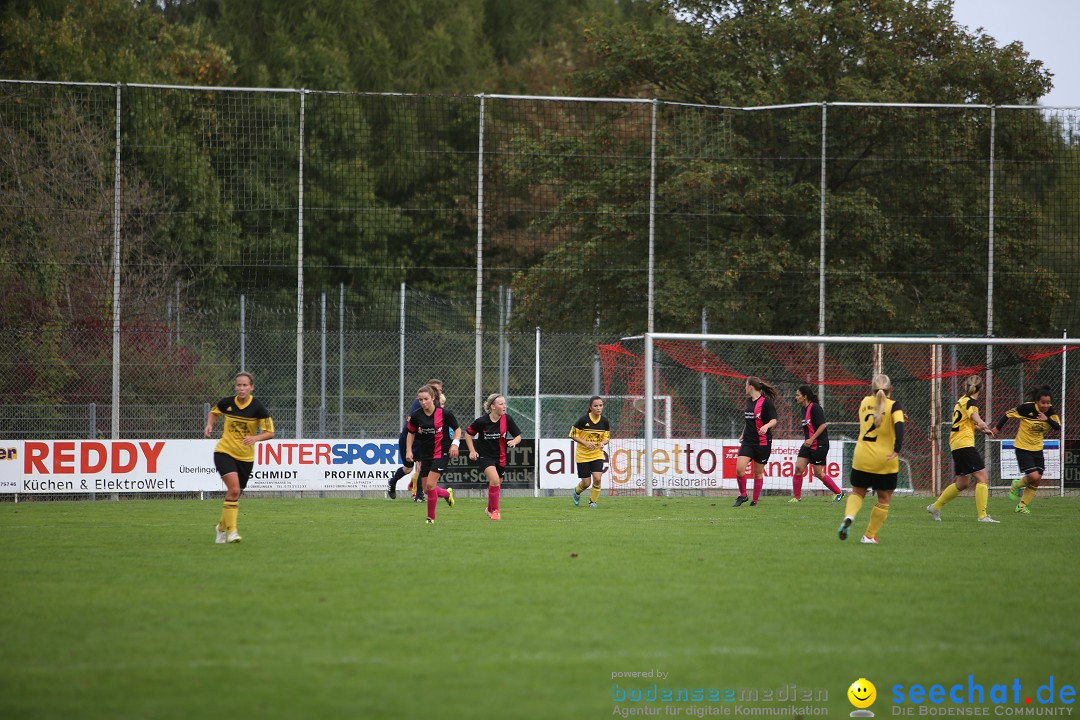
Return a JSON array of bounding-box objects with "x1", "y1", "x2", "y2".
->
[
  {"x1": 949, "y1": 395, "x2": 980, "y2": 451},
  {"x1": 852, "y1": 395, "x2": 905, "y2": 474},
  {"x1": 997, "y1": 402, "x2": 1060, "y2": 452},
  {"x1": 570, "y1": 412, "x2": 611, "y2": 463},
  {"x1": 211, "y1": 395, "x2": 274, "y2": 462}
]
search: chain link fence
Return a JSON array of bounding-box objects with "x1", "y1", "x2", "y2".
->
[{"x1": 2, "y1": 81, "x2": 1079, "y2": 497}]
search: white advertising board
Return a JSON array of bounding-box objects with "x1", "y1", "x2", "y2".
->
[{"x1": 998, "y1": 440, "x2": 1060, "y2": 480}]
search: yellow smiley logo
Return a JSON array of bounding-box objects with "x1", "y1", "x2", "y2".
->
[{"x1": 848, "y1": 678, "x2": 877, "y2": 709}]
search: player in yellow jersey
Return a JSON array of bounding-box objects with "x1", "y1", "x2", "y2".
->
[
  {"x1": 995, "y1": 385, "x2": 1060, "y2": 514},
  {"x1": 838, "y1": 374, "x2": 905, "y2": 545},
  {"x1": 928, "y1": 375, "x2": 999, "y2": 523},
  {"x1": 570, "y1": 396, "x2": 611, "y2": 508},
  {"x1": 204, "y1": 372, "x2": 276, "y2": 543}
]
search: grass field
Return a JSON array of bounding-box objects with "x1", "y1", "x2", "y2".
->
[{"x1": 2, "y1": 494, "x2": 1079, "y2": 719}]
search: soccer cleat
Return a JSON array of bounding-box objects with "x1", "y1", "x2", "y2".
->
[
  {"x1": 445, "y1": 487, "x2": 455, "y2": 508},
  {"x1": 1015, "y1": 504, "x2": 1031, "y2": 514},
  {"x1": 588, "y1": 501, "x2": 598, "y2": 508},
  {"x1": 977, "y1": 515, "x2": 1000, "y2": 523},
  {"x1": 927, "y1": 504, "x2": 942, "y2": 522},
  {"x1": 215, "y1": 525, "x2": 226, "y2": 544},
  {"x1": 425, "y1": 518, "x2": 434, "y2": 524},
  {"x1": 833, "y1": 492, "x2": 845, "y2": 503},
  {"x1": 414, "y1": 495, "x2": 425, "y2": 503},
  {"x1": 733, "y1": 495, "x2": 749, "y2": 507},
  {"x1": 1008, "y1": 479, "x2": 1023, "y2": 502},
  {"x1": 490, "y1": 509, "x2": 501, "y2": 521},
  {"x1": 788, "y1": 497, "x2": 801, "y2": 503},
  {"x1": 838, "y1": 516, "x2": 853, "y2": 541},
  {"x1": 387, "y1": 480, "x2": 397, "y2": 500},
  {"x1": 860, "y1": 535, "x2": 878, "y2": 545},
  {"x1": 573, "y1": 490, "x2": 581, "y2": 506},
  {"x1": 749, "y1": 501, "x2": 758, "y2": 506},
  {"x1": 226, "y1": 530, "x2": 242, "y2": 543}
]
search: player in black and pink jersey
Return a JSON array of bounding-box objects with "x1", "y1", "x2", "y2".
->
[
  {"x1": 405, "y1": 384, "x2": 461, "y2": 524},
  {"x1": 733, "y1": 377, "x2": 778, "y2": 507},
  {"x1": 464, "y1": 393, "x2": 523, "y2": 521},
  {"x1": 792, "y1": 385, "x2": 844, "y2": 503}
]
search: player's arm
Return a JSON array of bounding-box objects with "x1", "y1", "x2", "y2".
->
[
  {"x1": 969, "y1": 408, "x2": 995, "y2": 437},
  {"x1": 405, "y1": 419, "x2": 417, "y2": 463},
  {"x1": 889, "y1": 402, "x2": 906, "y2": 458},
  {"x1": 464, "y1": 423, "x2": 479, "y2": 459},
  {"x1": 448, "y1": 412, "x2": 461, "y2": 457},
  {"x1": 758, "y1": 399, "x2": 778, "y2": 435},
  {"x1": 507, "y1": 416, "x2": 523, "y2": 448},
  {"x1": 203, "y1": 405, "x2": 221, "y2": 438},
  {"x1": 569, "y1": 422, "x2": 593, "y2": 450},
  {"x1": 243, "y1": 418, "x2": 276, "y2": 446},
  {"x1": 995, "y1": 406, "x2": 1021, "y2": 432}
]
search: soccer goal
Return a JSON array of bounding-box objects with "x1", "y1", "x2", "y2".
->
[
  {"x1": 599, "y1": 333, "x2": 1074, "y2": 497},
  {"x1": 505, "y1": 394, "x2": 673, "y2": 441}
]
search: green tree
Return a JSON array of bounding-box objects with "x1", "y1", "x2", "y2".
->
[{"x1": 505, "y1": 0, "x2": 1071, "y2": 335}]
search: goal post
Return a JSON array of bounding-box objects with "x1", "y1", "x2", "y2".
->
[{"x1": 622, "y1": 332, "x2": 1074, "y2": 497}]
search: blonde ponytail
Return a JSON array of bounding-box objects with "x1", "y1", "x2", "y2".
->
[{"x1": 871, "y1": 374, "x2": 892, "y2": 427}]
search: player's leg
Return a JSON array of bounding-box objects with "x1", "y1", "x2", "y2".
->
[
  {"x1": 484, "y1": 464, "x2": 503, "y2": 519},
  {"x1": 573, "y1": 462, "x2": 592, "y2": 506},
  {"x1": 733, "y1": 454, "x2": 751, "y2": 506},
  {"x1": 862, "y1": 484, "x2": 895, "y2": 544},
  {"x1": 791, "y1": 457, "x2": 808, "y2": 501},
  {"x1": 813, "y1": 460, "x2": 843, "y2": 498},
  {"x1": 588, "y1": 464, "x2": 603, "y2": 507},
  {"x1": 750, "y1": 460, "x2": 766, "y2": 505}
]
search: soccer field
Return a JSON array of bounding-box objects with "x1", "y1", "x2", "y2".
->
[{"x1": 2, "y1": 495, "x2": 1078, "y2": 719}]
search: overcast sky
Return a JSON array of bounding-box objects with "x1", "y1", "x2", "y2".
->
[{"x1": 947, "y1": 0, "x2": 1079, "y2": 106}]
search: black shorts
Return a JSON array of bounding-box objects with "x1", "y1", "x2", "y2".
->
[
  {"x1": 397, "y1": 430, "x2": 414, "y2": 469},
  {"x1": 849, "y1": 468, "x2": 898, "y2": 492},
  {"x1": 577, "y1": 459, "x2": 605, "y2": 478},
  {"x1": 951, "y1": 446, "x2": 985, "y2": 476},
  {"x1": 1014, "y1": 448, "x2": 1045, "y2": 475},
  {"x1": 418, "y1": 457, "x2": 450, "y2": 477},
  {"x1": 738, "y1": 442, "x2": 772, "y2": 465},
  {"x1": 477, "y1": 457, "x2": 505, "y2": 479},
  {"x1": 214, "y1": 452, "x2": 254, "y2": 490},
  {"x1": 797, "y1": 445, "x2": 829, "y2": 465}
]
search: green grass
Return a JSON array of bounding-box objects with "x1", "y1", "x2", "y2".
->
[{"x1": 2, "y1": 495, "x2": 1078, "y2": 719}]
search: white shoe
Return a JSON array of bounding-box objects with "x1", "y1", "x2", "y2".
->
[
  {"x1": 859, "y1": 535, "x2": 878, "y2": 545},
  {"x1": 226, "y1": 530, "x2": 242, "y2": 543},
  {"x1": 977, "y1": 516, "x2": 1000, "y2": 523},
  {"x1": 215, "y1": 525, "x2": 226, "y2": 544},
  {"x1": 927, "y1": 504, "x2": 942, "y2": 522}
]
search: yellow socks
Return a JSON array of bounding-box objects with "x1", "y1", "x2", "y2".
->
[
  {"x1": 934, "y1": 483, "x2": 960, "y2": 510},
  {"x1": 221, "y1": 500, "x2": 239, "y2": 531},
  {"x1": 575, "y1": 480, "x2": 589, "y2": 495},
  {"x1": 865, "y1": 501, "x2": 889, "y2": 539},
  {"x1": 975, "y1": 483, "x2": 989, "y2": 518},
  {"x1": 1020, "y1": 487, "x2": 1037, "y2": 508},
  {"x1": 589, "y1": 485, "x2": 601, "y2": 503},
  {"x1": 844, "y1": 493, "x2": 864, "y2": 519}
]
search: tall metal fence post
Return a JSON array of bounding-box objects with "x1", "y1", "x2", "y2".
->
[
  {"x1": 647, "y1": 100, "x2": 658, "y2": 334},
  {"x1": 110, "y1": 83, "x2": 123, "y2": 441},
  {"x1": 295, "y1": 89, "x2": 307, "y2": 439},
  {"x1": 240, "y1": 293, "x2": 246, "y2": 371},
  {"x1": 320, "y1": 292, "x2": 326, "y2": 438},
  {"x1": 984, "y1": 106, "x2": 997, "y2": 478},
  {"x1": 474, "y1": 94, "x2": 486, "y2": 419},
  {"x1": 818, "y1": 102, "x2": 828, "y2": 405},
  {"x1": 534, "y1": 326, "x2": 541, "y2": 498},
  {"x1": 339, "y1": 283, "x2": 345, "y2": 436},
  {"x1": 399, "y1": 282, "x2": 406, "y2": 428}
]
